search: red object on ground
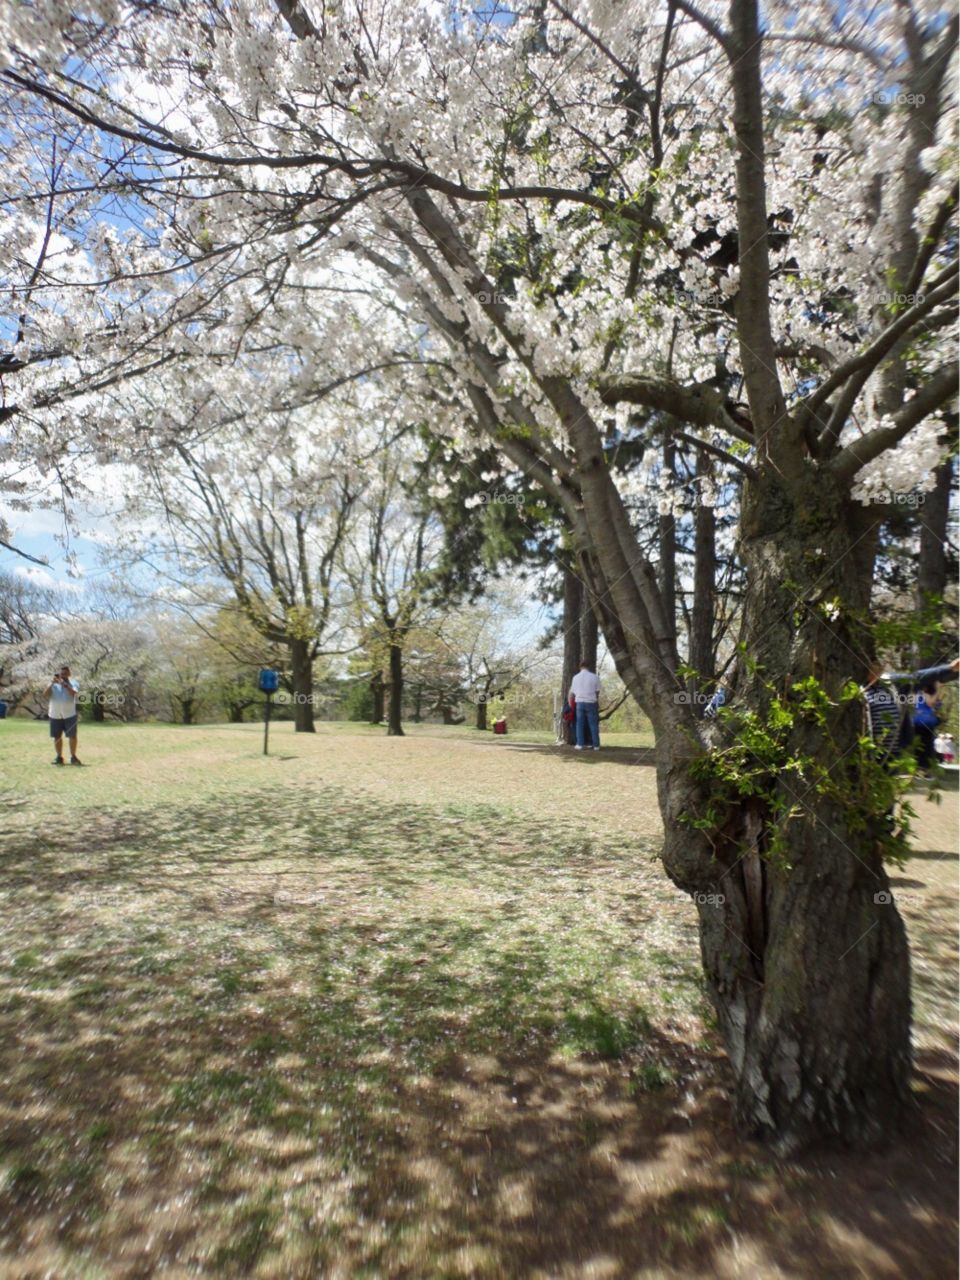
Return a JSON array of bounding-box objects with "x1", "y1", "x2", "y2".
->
[{"x1": 493, "y1": 718, "x2": 507, "y2": 735}]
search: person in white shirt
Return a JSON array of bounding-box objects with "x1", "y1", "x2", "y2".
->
[
  {"x1": 570, "y1": 661, "x2": 601, "y2": 750},
  {"x1": 43, "y1": 664, "x2": 82, "y2": 766}
]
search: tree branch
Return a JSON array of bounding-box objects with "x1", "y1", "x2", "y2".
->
[
  {"x1": 0, "y1": 71, "x2": 663, "y2": 234},
  {"x1": 726, "y1": 0, "x2": 790, "y2": 453},
  {"x1": 674, "y1": 0, "x2": 729, "y2": 49},
  {"x1": 831, "y1": 362, "x2": 959, "y2": 482},
  {"x1": 0, "y1": 539, "x2": 49, "y2": 566},
  {"x1": 806, "y1": 263, "x2": 960, "y2": 448},
  {"x1": 596, "y1": 372, "x2": 754, "y2": 444},
  {"x1": 674, "y1": 429, "x2": 757, "y2": 478}
]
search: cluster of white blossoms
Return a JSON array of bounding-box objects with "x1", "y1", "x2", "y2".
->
[
  {"x1": 0, "y1": 0, "x2": 954, "y2": 548},
  {"x1": 851, "y1": 419, "x2": 949, "y2": 505}
]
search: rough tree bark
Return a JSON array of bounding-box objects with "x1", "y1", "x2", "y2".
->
[
  {"x1": 289, "y1": 637, "x2": 316, "y2": 733},
  {"x1": 387, "y1": 640, "x2": 404, "y2": 737},
  {"x1": 659, "y1": 439, "x2": 677, "y2": 655},
  {"x1": 370, "y1": 670, "x2": 385, "y2": 724},
  {"x1": 580, "y1": 597, "x2": 599, "y2": 671},
  {"x1": 653, "y1": 0, "x2": 912, "y2": 1149},
  {"x1": 559, "y1": 563, "x2": 583, "y2": 744},
  {"x1": 689, "y1": 450, "x2": 717, "y2": 699},
  {"x1": 915, "y1": 453, "x2": 954, "y2": 659},
  {"x1": 677, "y1": 474, "x2": 911, "y2": 1151}
]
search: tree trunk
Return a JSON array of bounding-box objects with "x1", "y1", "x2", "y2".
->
[
  {"x1": 558, "y1": 393, "x2": 910, "y2": 1147},
  {"x1": 700, "y1": 825, "x2": 910, "y2": 1153},
  {"x1": 475, "y1": 697, "x2": 488, "y2": 731},
  {"x1": 689, "y1": 450, "x2": 717, "y2": 697},
  {"x1": 91, "y1": 691, "x2": 105, "y2": 724},
  {"x1": 228, "y1": 703, "x2": 245, "y2": 723},
  {"x1": 658, "y1": 475, "x2": 912, "y2": 1152},
  {"x1": 387, "y1": 640, "x2": 404, "y2": 736},
  {"x1": 412, "y1": 685, "x2": 423, "y2": 723},
  {"x1": 579, "y1": 599, "x2": 599, "y2": 672},
  {"x1": 370, "y1": 670, "x2": 385, "y2": 724},
  {"x1": 559, "y1": 563, "x2": 583, "y2": 744},
  {"x1": 180, "y1": 697, "x2": 195, "y2": 726},
  {"x1": 290, "y1": 638, "x2": 315, "y2": 733},
  {"x1": 915, "y1": 453, "x2": 953, "y2": 660},
  {"x1": 658, "y1": 438, "x2": 677, "y2": 656}
]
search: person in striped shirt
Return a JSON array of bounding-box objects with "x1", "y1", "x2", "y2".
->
[{"x1": 862, "y1": 658, "x2": 959, "y2": 764}]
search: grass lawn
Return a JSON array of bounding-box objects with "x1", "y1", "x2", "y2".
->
[{"x1": 0, "y1": 718, "x2": 956, "y2": 1278}]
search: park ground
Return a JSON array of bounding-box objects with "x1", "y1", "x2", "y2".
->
[{"x1": 0, "y1": 719, "x2": 956, "y2": 1279}]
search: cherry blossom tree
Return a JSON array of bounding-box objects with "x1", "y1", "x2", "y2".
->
[
  {"x1": 343, "y1": 441, "x2": 448, "y2": 736},
  {"x1": 0, "y1": 568, "x2": 61, "y2": 697},
  {"x1": 2, "y1": 0, "x2": 958, "y2": 1149},
  {"x1": 11, "y1": 614, "x2": 152, "y2": 721},
  {"x1": 109, "y1": 377, "x2": 370, "y2": 731}
]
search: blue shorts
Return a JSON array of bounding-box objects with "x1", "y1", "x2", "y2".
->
[{"x1": 49, "y1": 715, "x2": 78, "y2": 738}]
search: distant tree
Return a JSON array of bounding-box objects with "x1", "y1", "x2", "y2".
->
[
  {"x1": 0, "y1": 569, "x2": 59, "y2": 698},
  {"x1": 12, "y1": 616, "x2": 151, "y2": 721},
  {"x1": 198, "y1": 607, "x2": 284, "y2": 723},
  {"x1": 345, "y1": 448, "x2": 447, "y2": 737},
  {"x1": 117, "y1": 410, "x2": 361, "y2": 732},
  {"x1": 433, "y1": 585, "x2": 535, "y2": 731}
]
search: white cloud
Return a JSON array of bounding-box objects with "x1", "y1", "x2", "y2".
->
[
  {"x1": 0, "y1": 503, "x2": 68, "y2": 540},
  {"x1": 12, "y1": 564, "x2": 83, "y2": 594}
]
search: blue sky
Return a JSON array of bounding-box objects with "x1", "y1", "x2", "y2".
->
[{"x1": 0, "y1": 495, "x2": 118, "y2": 595}]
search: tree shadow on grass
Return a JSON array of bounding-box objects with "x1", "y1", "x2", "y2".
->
[
  {"x1": 468, "y1": 740, "x2": 658, "y2": 766},
  {"x1": 0, "y1": 786, "x2": 956, "y2": 1277}
]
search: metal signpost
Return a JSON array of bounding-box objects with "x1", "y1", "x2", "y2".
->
[{"x1": 258, "y1": 669, "x2": 280, "y2": 756}]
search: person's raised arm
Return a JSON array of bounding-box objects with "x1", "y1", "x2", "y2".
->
[
  {"x1": 912, "y1": 659, "x2": 960, "y2": 688},
  {"x1": 888, "y1": 659, "x2": 959, "y2": 689}
]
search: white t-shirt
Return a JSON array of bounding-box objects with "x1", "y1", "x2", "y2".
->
[
  {"x1": 48, "y1": 678, "x2": 79, "y2": 719},
  {"x1": 570, "y1": 669, "x2": 601, "y2": 703}
]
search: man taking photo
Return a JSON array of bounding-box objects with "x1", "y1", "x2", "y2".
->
[{"x1": 43, "y1": 665, "x2": 82, "y2": 766}]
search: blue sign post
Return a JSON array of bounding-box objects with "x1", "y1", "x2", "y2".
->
[{"x1": 258, "y1": 669, "x2": 280, "y2": 756}]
